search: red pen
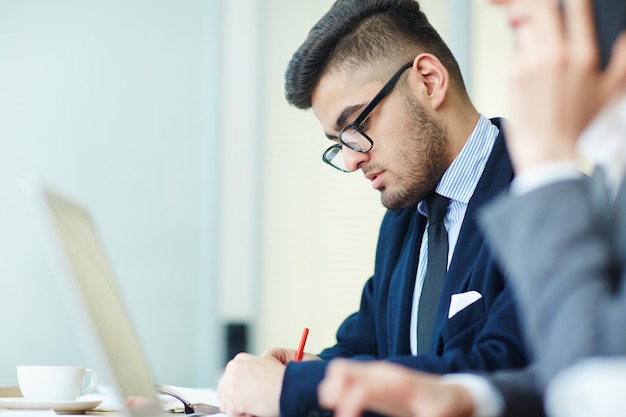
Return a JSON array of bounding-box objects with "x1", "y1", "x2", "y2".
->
[{"x1": 295, "y1": 327, "x2": 309, "y2": 361}]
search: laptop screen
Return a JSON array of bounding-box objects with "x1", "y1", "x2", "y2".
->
[{"x1": 34, "y1": 184, "x2": 164, "y2": 417}]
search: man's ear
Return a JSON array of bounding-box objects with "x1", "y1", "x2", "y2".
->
[{"x1": 410, "y1": 53, "x2": 449, "y2": 110}]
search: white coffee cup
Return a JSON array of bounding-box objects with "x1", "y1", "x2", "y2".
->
[{"x1": 17, "y1": 366, "x2": 98, "y2": 401}]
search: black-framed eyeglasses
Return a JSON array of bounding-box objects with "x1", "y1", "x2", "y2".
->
[{"x1": 322, "y1": 62, "x2": 413, "y2": 172}]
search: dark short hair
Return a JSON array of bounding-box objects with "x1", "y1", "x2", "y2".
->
[{"x1": 284, "y1": 0, "x2": 466, "y2": 109}]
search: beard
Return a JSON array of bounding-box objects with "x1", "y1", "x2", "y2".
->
[{"x1": 379, "y1": 94, "x2": 451, "y2": 210}]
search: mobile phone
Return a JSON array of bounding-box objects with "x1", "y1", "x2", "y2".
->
[{"x1": 593, "y1": 0, "x2": 626, "y2": 69}]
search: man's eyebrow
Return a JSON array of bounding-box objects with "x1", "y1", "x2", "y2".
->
[
  {"x1": 323, "y1": 103, "x2": 366, "y2": 140},
  {"x1": 334, "y1": 103, "x2": 365, "y2": 132}
]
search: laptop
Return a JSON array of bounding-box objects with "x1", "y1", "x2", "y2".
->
[{"x1": 25, "y1": 181, "x2": 221, "y2": 417}]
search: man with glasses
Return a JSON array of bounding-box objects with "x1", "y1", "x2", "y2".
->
[
  {"x1": 312, "y1": 1, "x2": 626, "y2": 417},
  {"x1": 217, "y1": 1, "x2": 527, "y2": 417}
]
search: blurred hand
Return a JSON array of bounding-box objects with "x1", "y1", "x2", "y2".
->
[
  {"x1": 260, "y1": 347, "x2": 321, "y2": 364},
  {"x1": 318, "y1": 359, "x2": 474, "y2": 417},
  {"x1": 217, "y1": 352, "x2": 285, "y2": 417},
  {"x1": 494, "y1": 0, "x2": 626, "y2": 173}
]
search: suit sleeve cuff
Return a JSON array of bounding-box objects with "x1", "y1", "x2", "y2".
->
[
  {"x1": 442, "y1": 374, "x2": 504, "y2": 417},
  {"x1": 280, "y1": 360, "x2": 329, "y2": 417}
]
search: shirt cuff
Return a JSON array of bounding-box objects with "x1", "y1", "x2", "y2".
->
[
  {"x1": 510, "y1": 161, "x2": 582, "y2": 195},
  {"x1": 442, "y1": 374, "x2": 504, "y2": 417}
]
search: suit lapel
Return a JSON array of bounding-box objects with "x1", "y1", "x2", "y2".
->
[
  {"x1": 445, "y1": 120, "x2": 513, "y2": 286},
  {"x1": 435, "y1": 120, "x2": 514, "y2": 340}
]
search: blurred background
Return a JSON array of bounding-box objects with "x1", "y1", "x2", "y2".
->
[{"x1": 0, "y1": 0, "x2": 512, "y2": 388}]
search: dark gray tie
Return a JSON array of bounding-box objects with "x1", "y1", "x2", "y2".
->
[{"x1": 417, "y1": 192, "x2": 450, "y2": 354}]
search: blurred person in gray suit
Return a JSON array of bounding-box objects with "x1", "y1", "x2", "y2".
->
[{"x1": 316, "y1": 0, "x2": 626, "y2": 416}]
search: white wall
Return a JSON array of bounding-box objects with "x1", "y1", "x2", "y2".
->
[
  {"x1": 0, "y1": 0, "x2": 220, "y2": 387},
  {"x1": 471, "y1": 1, "x2": 513, "y2": 119},
  {"x1": 259, "y1": 0, "x2": 377, "y2": 355}
]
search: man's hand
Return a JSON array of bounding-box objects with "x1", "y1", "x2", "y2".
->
[
  {"x1": 217, "y1": 352, "x2": 285, "y2": 417},
  {"x1": 318, "y1": 360, "x2": 474, "y2": 417},
  {"x1": 260, "y1": 347, "x2": 321, "y2": 364},
  {"x1": 496, "y1": 0, "x2": 626, "y2": 173}
]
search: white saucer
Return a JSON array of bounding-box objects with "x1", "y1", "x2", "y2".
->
[{"x1": 0, "y1": 397, "x2": 102, "y2": 414}]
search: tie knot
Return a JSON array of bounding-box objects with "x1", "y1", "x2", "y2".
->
[{"x1": 425, "y1": 192, "x2": 450, "y2": 225}]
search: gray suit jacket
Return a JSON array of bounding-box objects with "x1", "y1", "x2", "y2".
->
[{"x1": 479, "y1": 172, "x2": 626, "y2": 417}]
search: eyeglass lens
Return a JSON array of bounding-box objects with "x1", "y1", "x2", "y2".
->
[
  {"x1": 323, "y1": 145, "x2": 349, "y2": 172},
  {"x1": 340, "y1": 127, "x2": 372, "y2": 152}
]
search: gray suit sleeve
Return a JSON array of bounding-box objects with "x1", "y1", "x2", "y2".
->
[{"x1": 479, "y1": 177, "x2": 626, "y2": 389}]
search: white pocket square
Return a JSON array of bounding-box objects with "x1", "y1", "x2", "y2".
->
[{"x1": 448, "y1": 290, "x2": 482, "y2": 318}]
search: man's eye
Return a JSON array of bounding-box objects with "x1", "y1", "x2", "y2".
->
[{"x1": 359, "y1": 119, "x2": 370, "y2": 131}]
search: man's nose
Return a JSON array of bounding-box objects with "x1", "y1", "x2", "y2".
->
[{"x1": 342, "y1": 146, "x2": 370, "y2": 172}]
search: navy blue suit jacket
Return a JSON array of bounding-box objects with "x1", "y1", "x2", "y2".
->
[{"x1": 280, "y1": 119, "x2": 528, "y2": 417}]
